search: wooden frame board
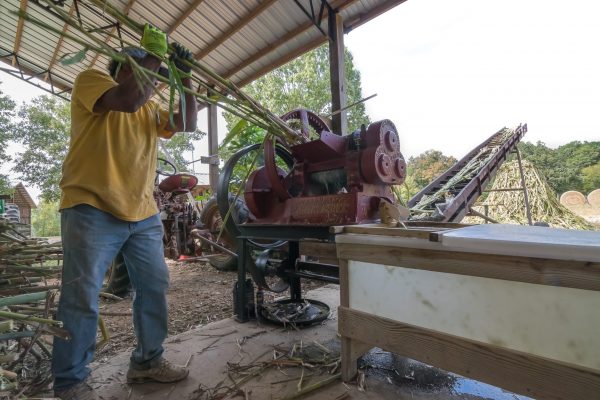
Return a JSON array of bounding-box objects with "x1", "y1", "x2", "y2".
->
[{"x1": 339, "y1": 306, "x2": 600, "y2": 400}]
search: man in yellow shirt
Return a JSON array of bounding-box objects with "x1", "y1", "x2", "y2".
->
[{"x1": 52, "y1": 25, "x2": 197, "y2": 400}]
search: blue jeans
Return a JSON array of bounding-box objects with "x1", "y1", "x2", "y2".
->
[{"x1": 52, "y1": 205, "x2": 169, "y2": 389}]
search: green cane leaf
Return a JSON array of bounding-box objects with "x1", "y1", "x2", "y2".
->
[
  {"x1": 167, "y1": 61, "x2": 177, "y2": 130},
  {"x1": 220, "y1": 119, "x2": 248, "y2": 148},
  {"x1": 171, "y1": 64, "x2": 187, "y2": 132},
  {"x1": 59, "y1": 47, "x2": 88, "y2": 65}
]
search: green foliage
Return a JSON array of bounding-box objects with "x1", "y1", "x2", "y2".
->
[
  {"x1": 219, "y1": 125, "x2": 265, "y2": 162},
  {"x1": 222, "y1": 44, "x2": 371, "y2": 151},
  {"x1": 11, "y1": 95, "x2": 70, "y2": 202},
  {"x1": 31, "y1": 200, "x2": 60, "y2": 237},
  {"x1": 160, "y1": 129, "x2": 205, "y2": 172},
  {"x1": 0, "y1": 84, "x2": 16, "y2": 193},
  {"x1": 581, "y1": 162, "x2": 600, "y2": 193},
  {"x1": 518, "y1": 141, "x2": 600, "y2": 194},
  {"x1": 407, "y1": 150, "x2": 458, "y2": 188}
]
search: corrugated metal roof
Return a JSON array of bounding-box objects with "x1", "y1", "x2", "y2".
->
[{"x1": 0, "y1": 0, "x2": 407, "y2": 99}]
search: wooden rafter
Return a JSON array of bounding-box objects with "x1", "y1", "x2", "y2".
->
[
  {"x1": 230, "y1": 0, "x2": 406, "y2": 86},
  {"x1": 225, "y1": 0, "x2": 356, "y2": 81},
  {"x1": 166, "y1": 0, "x2": 206, "y2": 35},
  {"x1": 237, "y1": 36, "x2": 324, "y2": 87},
  {"x1": 46, "y1": 2, "x2": 77, "y2": 79},
  {"x1": 193, "y1": 0, "x2": 277, "y2": 60},
  {"x1": 87, "y1": 0, "x2": 138, "y2": 69},
  {"x1": 12, "y1": 0, "x2": 29, "y2": 66},
  {"x1": 343, "y1": 0, "x2": 408, "y2": 32}
]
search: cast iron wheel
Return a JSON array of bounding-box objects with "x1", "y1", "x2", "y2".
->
[
  {"x1": 105, "y1": 252, "x2": 131, "y2": 297},
  {"x1": 199, "y1": 196, "x2": 248, "y2": 271}
]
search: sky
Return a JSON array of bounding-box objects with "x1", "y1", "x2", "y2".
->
[{"x1": 1, "y1": 0, "x2": 600, "y2": 199}]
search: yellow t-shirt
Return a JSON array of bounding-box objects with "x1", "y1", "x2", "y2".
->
[{"x1": 59, "y1": 69, "x2": 172, "y2": 221}]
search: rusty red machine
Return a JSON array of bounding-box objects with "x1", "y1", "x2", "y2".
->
[
  {"x1": 217, "y1": 109, "x2": 408, "y2": 324},
  {"x1": 241, "y1": 110, "x2": 406, "y2": 226}
]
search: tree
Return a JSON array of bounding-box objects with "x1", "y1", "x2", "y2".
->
[
  {"x1": 12, "y1": 94, "x2": 202, "y2": 201},
  {"x1": 0, "y1": 84, "x2": 16, "y2": 193},
  {"x1": 408, "y1": 150, "x2": 457, "y2": 188},
  {"x1": 12, "y1": 95, "x2": 70, "y2": 202},
  {"x1": 32, "y1": 200, "x2": 60, "y2": 237},
  {"x1": 160, "y1": 130, "x2": 205, "y2": 172},
  {"x1": 222, "y1": 44, "x2": 371, "y2": 148},
  {"x1": 518, "y1": 140, "x2": 600, "y2": 194},
  {"x1": 581, "y1": 162, "x2": 600, "y2": 193}
]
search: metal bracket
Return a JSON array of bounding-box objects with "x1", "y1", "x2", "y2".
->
[
  {"x1": 293, "y1": 0, "x2": 335, "y2": 38},
  {"x1": 0, "y1": 48, "x2": 72, "y2": 101},
  {"x1": 200, "y1": 155, "x2": 220, "y2": 165}
]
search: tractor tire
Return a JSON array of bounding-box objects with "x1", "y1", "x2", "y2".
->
[
  {"x1": 200, "y1": 195, "x2": 247, "y2": 271},
  {"x1": 105, "y1": 252, "x2": 131, "y2": 297}
]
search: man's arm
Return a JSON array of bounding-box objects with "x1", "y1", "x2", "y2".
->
[{"x1": 93, "y1": 56, "x2": 162, "y2": 114}]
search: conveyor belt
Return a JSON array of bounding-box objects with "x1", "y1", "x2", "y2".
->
[{"x1": 408, "y1": 124, "x2": 527, "y2": 222}]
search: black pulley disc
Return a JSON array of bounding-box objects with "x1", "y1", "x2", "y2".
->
[{"x1": 259, "y1": 299, "x2": 330, "y2": 327}]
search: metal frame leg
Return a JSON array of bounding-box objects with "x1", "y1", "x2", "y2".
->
[
  {"x1": 235, "y1": 237, "x2": 249, "y2": 322},
  {"x1": 289, "y1": 241, "x2": 302, "y2": 301}
]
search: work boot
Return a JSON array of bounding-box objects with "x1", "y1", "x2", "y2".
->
[
  {"x1": 54, "y1": 379, "x2": 99, "y2": 400},
  {"x1": 126, "y1": 358, "x2": 189, "y2": 384}
]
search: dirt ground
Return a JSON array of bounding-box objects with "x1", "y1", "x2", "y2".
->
[{"x1": 95, "y1": 260, "x2": 323, "y2": 361}]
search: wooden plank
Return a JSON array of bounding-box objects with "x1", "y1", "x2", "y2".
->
[
  {"x1": 194, "y1": 0, "x2": 277, "y2": 60},
  {"x1": 13, "y1": 0, "x2": 29, "y2": 65},
  {"x1": 343, "y1": 0, "x2": 408, "y2": 32},
  {"x1": 47, "y1": 3, "x2": 77, "y2": 75},
  {"x1": 336, "y1": 243, "x2": 600, "y2": 292},
  {"x1": 341, "y1": 336, "x2": 371, "y2": 382},
  {"x1": 328, "y1": 12, "x2": 347, "y2": 135},
  {"x1": 299, "y1": 242, "x2": 337, "y2": 261},
  {"x1": 237, "y1": 36, "x2": 325, "y2": 87},
  {"x1": 340, "y1": 225, "x2": 442, "y2": 240},
  {"x1": 207, "y1": 102, "x2": 219, "y2": 190},
  {"x1": 338, "y1": 306, "x2": 600, "y2": 400},
  {"x1": 167, "y1": 0, "x2": 206, "y2": 35},
  {"x1": 226, "y1": 0, "x2": 357, "y2": 82},
  {"x1": 338, "y1": 259, "x2": 349, "y2": 307}
]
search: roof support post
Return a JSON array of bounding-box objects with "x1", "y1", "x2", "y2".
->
[
  {"x1": 328, "y1": 11, "x2": 347, "y2": 135},
  {"x1": 207, "y1": 102, "x2": 220, "y2": 190}
]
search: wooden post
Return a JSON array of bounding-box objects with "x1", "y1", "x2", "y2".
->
[
  {"x1": 515, "y1": 148, "x2": 533, "y2": 225},
  {"x1": 207, "y1": 102, "x2": 219, "y2": 190},
  {"x1": 328, "y1": 11, "x2": 348, "y2": 136}
]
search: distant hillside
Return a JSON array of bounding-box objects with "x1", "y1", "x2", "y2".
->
[{"x1": 517, "y1": 140, "x2": 600, "y2": 194}]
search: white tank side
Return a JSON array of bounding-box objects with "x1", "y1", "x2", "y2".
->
[{"x1": 348, "y1": 260, "x2": 600, "y2": 371}]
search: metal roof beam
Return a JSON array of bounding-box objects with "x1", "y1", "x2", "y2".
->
[
  {"x1": 0, "y1": 49, "x2": 72, "y2": 101},
  {"x1": 225, "y1": 0, "x2": 355, "y2": 81},
  {"x1": 47, "y1": 2, "x2": 77, "y2": 78},
  {"x1": 194, "y1": 0, "x2": 278, "y2": 60},
  {"x1": 237, "y1": 36, "x2": 325, "y2": 87},
  {"x1": 167, "y1": 0, "x2": 206, "y2": 35},
  {"x1": 13, "y1": 0, "x2": 29, "y2": 65},
  {"x1": 343, "y1": 0, "x2": 408, "y2": 32},
  {"x1": 292, "y1": 0, "x2": 334, "y2": 38},
  {"x1": 87, "y1": 0, "x2": 138, "y2": 68}
]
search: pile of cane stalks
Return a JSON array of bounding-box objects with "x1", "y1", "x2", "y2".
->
[
  {"x1": 0, "y1": 220, "x2": 66, "y2": 398},
  {"x1": 466, "y1": 160, "x2": 596, "y2": 230}
]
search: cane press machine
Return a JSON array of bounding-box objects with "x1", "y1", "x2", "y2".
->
[{"x1": 217, "y1": 109, "x2": 406, "y2": 324}]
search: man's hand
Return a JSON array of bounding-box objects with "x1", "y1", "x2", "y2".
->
[
  {"x1": 140, "y1": 24, "x2": 168, "y2": 58},
  {"x1": 170, "y1": 43, "x2": 193, "y2": 75}
]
